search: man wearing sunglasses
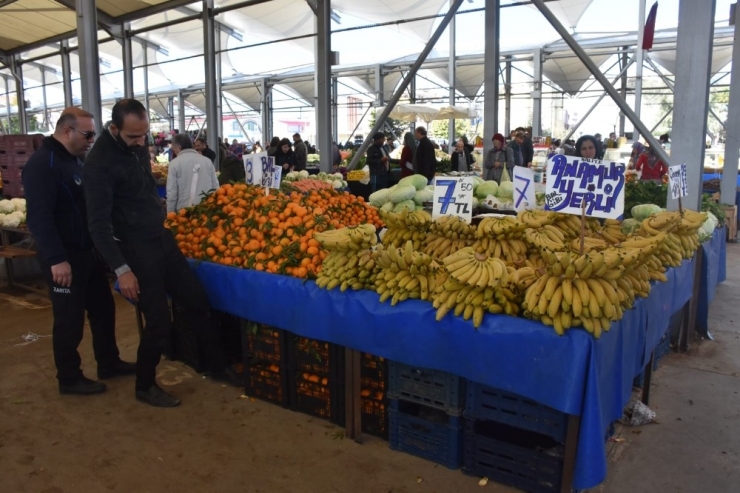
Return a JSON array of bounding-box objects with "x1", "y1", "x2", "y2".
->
[{"x1": 22, "y1": 107, "x2": 135, "y2": 397}]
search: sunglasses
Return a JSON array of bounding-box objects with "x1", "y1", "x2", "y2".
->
[{"x1": 70, "y1": 127, "x2": 96, "y2": 140}]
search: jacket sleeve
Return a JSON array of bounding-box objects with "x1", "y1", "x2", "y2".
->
[
  {"x1": 635, "y1": 154, "x2": 645, "y2": 171},
  {"x1": 22, "y1": 158, "x2": 67, "y2": 265},
  {"x1": 484, "y1": 150, "x2": 495, "y2": 170},
  {"x1": 296, "y1": 143, "x2": 307, "y2": 168},
  {"x1": 366, "y1": 147, "x2": 382, "y2": 170},
  {"x1": 166, "y1": 162, "x2": 178, "y2": 213},
  {"x1": 209, "y1": 163, "x2": 219, "y2": 191},
  {"x1": 506, "y1": 147, "x2": 515, "y2": 169},
  {"x1": 84, "y1": 162, "x2": 128, "y2": 272}
]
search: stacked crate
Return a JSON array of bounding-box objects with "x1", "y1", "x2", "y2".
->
[
  {"x1": 462, "y1": 384, "x2": 569, "y2": 492},
  {"x1": 387, "y1": 362, "x2": 465, "y2": 468},
  {"x1": 0, "y1": 135, "x2": 43, "y2": 198},
  {"x1": 240, "y1": 321, "x2": 289, "y2": 407},
  {"x1": 360, "y1": 353, "x2": 389, "y2": 439},
  {"x1": 288, "y1": 335, "x2": 344, "y2": 424}
]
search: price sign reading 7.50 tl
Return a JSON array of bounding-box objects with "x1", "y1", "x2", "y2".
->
[{"x1": 432, "y1": 176, "x2": 474, "y2": 223}]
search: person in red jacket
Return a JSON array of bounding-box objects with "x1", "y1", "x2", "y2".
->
[
  {"x1": 635, "y1": 146, "x2": 668, "y2": 182},
  {"x1": 399, "y1": 132, "x2": 416, "y2": 178}
]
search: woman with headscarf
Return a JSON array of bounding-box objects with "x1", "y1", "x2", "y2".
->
[
  {"x1": 575, "y1": 135, "x2": 599, "y2": 160},
  {"x1": 630, "y1": 142, "x2": 645, "y2": 166},
  {"x1": 399, "y1": 132, "x2": 417, "y2": 178},
  {"x1": 266, "y1": 136, "x2": 281, "y2": 156},
  {"x1": 483, "y1": 133, "x2": 508, "y2": 183},
  {"x1": 635, "y1": 146, "x2": 668, "y2": 182}
]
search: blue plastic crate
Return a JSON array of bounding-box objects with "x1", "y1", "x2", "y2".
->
[
  {"x1": 465, "y1": 382, "x2": 568, "y2": 443},
  {"x1": 463, "y1": 418, "x2": 564, "y2": 493},
  {"x1": 389, "y1": 399, "x2": 462, "y2": 469},
  {"x1": 387, "y1": 361, "x2": 465, "y2": 414}
]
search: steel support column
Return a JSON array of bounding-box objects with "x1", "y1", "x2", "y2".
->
[
  {"x1": 374, "y1": 65, "x2": 384, "y2": 106},
  {"x1": 331, "y1": 76, "x2": 338, "y2": 144},
  {"x1": 260, "y1": 78, "x2": 272, "y2": 144},
  {"x1": 60, "y1": 40, "x2": 73, "y2": 107},
  {"x1": 168, "y1": 97, "x2": 175, "y2": 132},
  {"x1": 142, "y1": 41, "x2": 150, "y2": 117},
  {"x1": 203, "y1": 0, "x2": 220, "y2": 169},
  {"x1": 4, "y1": 77, "x2": 11, "y2": 132},
  {"x1": 532, "y1": 48, "x2": 543, "y2": 138},
  {"x1": 483, "y1": 0, "x2": 500, "y2": 154},
  {"x1": 633, "y1": 0, "x2": 646, "y2": 142},
  {"x1": 41, "y1": 69, "x2": 48, "y2": 129},
  {"x1": 530, "y1": 0, "x2": 668, "y2": 164},
  {"x1": 619, "y1": 47, "x2": 628, "y2": 136},
  {"x1": 122, "y1": 24, "x2": 135, "y2": 98},
  {"x1": 75, "y1": 0, "x2": 102, "y2": 134},
  {"x1": 177, "y1": 89, "x2": 186, "y2": 133},
  {"x1": 721, "y1": 3, "x2": 740, "y2": 205},
  {"x1": 214, "y1": 25, "x2": 223, "y2": 139},
  {"x1": 670, "y1": 0, "x2": 716, "y2": 211},
  {"x1": 10, "y1": 57, "x2": 26, "y2": 134},
  {"x1": 316, "y1": 0, "x2": 332, "y2": 172},
  {"x1": 448, "y1": 0, "x2": 456, "y2": 145},
  {"x1": 348, "y1": 0, "x2": 465, "y2": 169},
  {"x1": 504, "y1": 57, "x2": 512, "y2": 137}
]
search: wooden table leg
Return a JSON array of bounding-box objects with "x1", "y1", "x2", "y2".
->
[
  {"x1": 560, "y1": 415, "x2": 581, "y2": 493},
  {"x1": 641, "y1": 350, "x2": 655, "y2": 406}
]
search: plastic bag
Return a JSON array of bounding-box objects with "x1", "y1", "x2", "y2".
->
[
  {"x1": 500, "y1": 166, "x2": 511, "y2": 183},
  {"x1": 359, "y1": 165, "x2": 371, "y2": 185}
]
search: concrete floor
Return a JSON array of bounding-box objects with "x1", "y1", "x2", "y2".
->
[{"x1": 1, "y1": 244, "x2": 739, "y2": 493}]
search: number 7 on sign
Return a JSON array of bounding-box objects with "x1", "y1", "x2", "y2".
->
[
  {"x1": 436, "y1": 180, "x2": 457, "y2": 214},
  {"x1": 514, "y1": 175, "x2": 531, "y2": 209}
]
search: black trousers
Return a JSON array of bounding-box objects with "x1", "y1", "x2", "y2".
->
[
  {"x1": 41, "y1": 250, "x2": 120, "y2": 385},
  {"x1": 119, "y1": 233, "x2": 226, "y2": 390}
]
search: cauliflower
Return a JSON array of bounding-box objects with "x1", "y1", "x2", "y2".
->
[
  {"x1": 0, "y1": 214, "x2": 5, "y2": 226},
  {"x1": 0, "y1": 199, "x2": 14, "y2": 214},
  {"x1": 10, "y1": 198, "x2": 26, "y2": 212},
  {"x1": 2, "y1": 211, "x2": 22, "y2": 228}
]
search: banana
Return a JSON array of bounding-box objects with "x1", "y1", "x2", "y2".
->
[
  {"x1": 473, "y1": 306, "x2": 485, "y2": 328},
  {"x1": 548, "y1": 285, "x2": 564, "y2": 319},
  {"x1": 561, "y1": 278, "x2": 573, "y2": 306},
  {"x1": 571, "y1": 288, "x2": 583, "y2": 317}
]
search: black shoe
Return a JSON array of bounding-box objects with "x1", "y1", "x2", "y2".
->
[
  {"x1": 135, "y1": 385, "x2": 181, "y2": 408},
  {"x1": 97, "y1": 360, "x2": 137, "y2": 380},
  {"x1": 59, "y1": 376, "x2": 107, "y2": 396}
]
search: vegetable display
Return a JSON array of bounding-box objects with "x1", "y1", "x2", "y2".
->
[{"x1": 0, "y1": 198, "x2": 26, "y2": 227}]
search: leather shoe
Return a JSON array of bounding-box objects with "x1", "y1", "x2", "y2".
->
[
  {"x1": 135, "y1": 385, "x2": 181, "y2": 408},
  {"x1": 98, "y1": 360, "x2": 137, "y2": 380},
  {"x1": 59, "y1": 376, "x2": 107, "y2": 396}
]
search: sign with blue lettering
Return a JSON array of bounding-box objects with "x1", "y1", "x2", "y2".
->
[
  {"x1": 513, "y1": 166, "x2": 536, "y2": 212},
  {"x1": 544, "y1": 155, "x2": 626, "y2": 219},
  {"x1": 432, "y1": 176, "x2": 474, "y2": 223},
  {"x1": 668, "y1": 164, "x2": 688, "y2": 200},
  {"x1": 244, "y1": 151, "x2": 279, "y2": 191}
]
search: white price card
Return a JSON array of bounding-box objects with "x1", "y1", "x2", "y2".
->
[
  {"x1": 432, "y1": 176, "x2": 475, "y2": 223},
  {"x1": 544, "y1": 155, "x2": 626, "y2": 220},
  {"x1": 270, "y1": 164, "x2": 282, "y2": 189},
  {"x1": 669, "y1": 164, "x2": 688, "y2": 200},
  {"x1": 512, "y1": 166, "x2": 536, "y2": 212},
  {"x1": 244, "y1": 151, "x2": 267, "y2": 186}
]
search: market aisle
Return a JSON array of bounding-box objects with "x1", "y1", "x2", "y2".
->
[
  {"x1": 0, "y1": 284, "x2": 519, "y2": 493},
  {"x1": 599, "y1": 242, "x2": 740, "y2": 493}
]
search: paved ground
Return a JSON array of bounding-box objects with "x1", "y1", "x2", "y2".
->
[{"x1": 1, "y1": 244, "x2": 738, "y2": 493}]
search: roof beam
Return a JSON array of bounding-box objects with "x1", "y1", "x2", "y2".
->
[
  {"x1": 114, "y1": 0, "x2": 201, "y2": 23},
  {"x1": 174, "y1": 6, "x2": 243, "y2": 41},
  {"x1": 0, "y1": 0, "x2": 19, "y2": 7}
]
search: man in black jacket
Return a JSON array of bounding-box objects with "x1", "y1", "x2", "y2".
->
[
  {"x1": 521, "y1": 126, "x2": 534, "y2": 167},
  {"x1": 366, "y1": 132, "x2": 390, "y2": 192},
  {"x1": 22, "y1": 107, "x2": 135, "y2": 396},
  {"x1": 413, "y1": 126, "x2": 436, "y2": 183},
  {"x1": 194, "y1": 137, "x2": 217, "y2": 163},
  {"x1": 84, "y1": 99, "x2": 227, "y2": 408}
]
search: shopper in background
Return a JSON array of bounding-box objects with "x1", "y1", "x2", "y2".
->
[
  {"x1": 483, "y1": 133, "x2": 508, "y2": 183},
  {"x1": 459, "y1": 135, "x2": 474, "y2": 155},
  {"x1": 84, "y1": 98, "x2": 228, "y2": 408},
  {"x1": 506, "y1": 131, "x2": 525, "y2": 170},
  {"x1": 193, "y1": 137, "x2": 217, "y2": 163},
  {"x1": 23, "y1": 107, "x2": 134, "y2": 397},
  {"x1": 218, "y1": 152, "x2": 247, "y2": 185},
  {"x1": 575, "y1": 135, "x2": 599, "y2": 159},
  {"x1": 366, "y1": 132, "x2": 390, "y2": 192},
  {"x1": 412, "y1": 126, "x2": 436, "y2": 184},
  {"x1": 630, "y1": 141, "x2": 645, "y2": 166},
  {"x1": 450, "y1": 139, "x2": 475, "y2": 173},
  {"x1": 659, "y1": 133, "x2": 671, "y2": 148},
  {"x1": 399, "y1": 131, "x2": 416, "y2": 178},
  {"x1": 293, "y1": 133, "x2": 308, "y2": 172},
  {"x1": 593, "y1": 133, "x2": 605, "y2": 160},
  {"x1": 385, "y1": 135, "x2": 397, "y2": 153},
  {"x1": 635, "y1": 145, "x2": 668, "y2": 182},
  {"x1": 605, "y1": 132, "x2": 619, "y2": 149},
  {"x1": 253, "y1": 141, "x2": 263, "y2": 153},
  {"x1": 166, "y1": 134, "x2": 219, "y2": 213},
  {"x1": 229, "y1": 139, "x2": 243, "y2": 156},
  {"x1": 275, "y1": 138, "x2": 296, "y2": 172},
  {"x1": 521, "y1": 126, "x2": 534, "y2": 166},
  {"x1": 266, "y1": 136, "x2": 281, "y2": 156},
  {"x1": 332, "y1": 142, "x2": 342, "y2": 169}
]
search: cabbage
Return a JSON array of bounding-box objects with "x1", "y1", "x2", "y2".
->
[
  {"x1": 397, "y1": 174, "x2": 429, "y2": 191},
  {"x1": 415, "y1": 205, "x2": 424, "y2": 211},
  {"x1": 472, "y1": 197, "x2": 479, "y2": 209},
  {"x1": 631, "y1": 204, "x2": 662, "y2": 221},
  {"x1": 389, "y1": 185, "x2": 416, "y2": 203},
  {"x1": 380, "y1": 201, "x2": 395, "y2": 212},
  {"x1": 369, "y1": 188, "x2": 390, "y2": 207},
  {"x1": 621, "y1": 218, "x2": 640, "y2": 235},
  {"x1": 413, "y1": 189, "x2": 434, "y2": 205},
  {"x1": 332, "y1": 180, "x2": 342, "y2": 189},
  {"x1": 298, "y1": 170, "x2": 310, "y2": 179},
  {"x1": 393, "y1": 200, "x2": 416, "y2": 213},
  {"x1": 472, "y1": 176, "x2": 484, "y2": 189},
  {"x1": 475, "y1": 181, "x2": 498, "y2": 199},
  {"x1": 497, "y1": 181, "x2": 514, "y2": 199}
]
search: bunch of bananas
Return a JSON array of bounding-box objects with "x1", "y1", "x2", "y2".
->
[
  {"x1": 524, "y1": 225, "x2": 567, "y2": 252},
  {"x1": 517, "y1": 210, "x2": 557, "y2": 228},
  {"x1": 551, "y1": 214, "x2": 584, "y2": 240},
  {"x1": 379, "y1": 209, "x2": 432, "y2": 251},
  {"x1": 636, "y1": 210, "x2": 705, "y2": 266},
  {"x1": 432, "y1": 248, "x2": 517, "y2": 328},
  {"x1": 472, "y1": 217, "x2": 528, "y2": 264},
  {"x1": 375, "y1": 241, "x2": 439, "y2": 305},
  {"x1": 315, "y1": 224, "x2": 378, "y2": 252},
  {"x1": 423, "y1": 215, "x2": 477, "y2": 260},
  {"x1": 316, "y1": 250, "x2": 374, "y2": 291},
  {"x1": 510, "y1": 266, "x2": 542, "y2": 292},
  {"x1": 593, "y1": 219, "x2": 627, "y2": 245}
]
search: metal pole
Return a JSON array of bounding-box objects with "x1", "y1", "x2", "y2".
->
[
  {"x1": 4, "y1": 77, "x2": 11, "y2": 133},
  {"x1": 331, "y1": 76, "x2": 338, "y2": 143},
  {"x1": 375, "y1": 65, "x2": 384, "y2": 106},
  {"x1": 75, "y1": 0, "x2": 102, "y2": 135},
  {"x1": 504, "y1": 57, "x2": 512, "y2": 137},
  {"x1": 316, "y1": 0, "x2": 333, "y2": 172},
  {"x1": 203, "y1": 0, "x2": 220, "y2": 170},
  {"x1": 721, "y1": 3, "x2": 740, "y2": 206},
  {"x1": 41, "y1": 69, "x2": 48, "y2": 129},
  {"x1": 122, "y1": 24, "x2": 135, "y2": 98},
  {"x1": 530, "y1": 0, "x2": 668, "y2": 163},
  {"x1": 260, "y1": 78, "x2": 271, "y2": 144},
  {"x1": 532, "y1": 48, "x2": 543, "y2": 138},
  {"x1": 483, "y1": 0, "x2": 500, "y2": 154},
  {"x1": 347, "y1": 0, "x2": 465, "y2": 170},
  {"x1": 650, "y1": 108, "x2": 673, "y2": 134},
  {"x1": 448, "y1": 0, "x2": 456, "y2": 145},
  {"x1": 60, "y1": 40, "x2": 73, "y2": 107},
  {"x1": 224, "y1": 96, "x2": 254, "y2": 145},
  {"x1": 344, "y1": 103, "x2": 372, "y2": 148},
  {"x1": 177, "y1": 89, "x2": 186, "y2": 133},
  {"x1": 668, "y1": 0, "x2": 716, "y2": 211},
  {"x1": 619, "y1": 47, "x2": 628, "y2": 136},
  {"x1": 562, "y1": 59, "x2": 635, "y2": 142},
  {"x1": 168, "y1": 96, "x2": 175, "y2": 132},
  {"x1": 10, "y1": 57, "x2": 27, "y2": 134},
  {"x1": 142, "y1": 41, "x2": 150, "y2": 117},
  {"x1": 633, "y1": 0, "x2": 646, "y2": 143},
  {"x1": 214, "y1": 25, "x2": 223, "y2": 139}
]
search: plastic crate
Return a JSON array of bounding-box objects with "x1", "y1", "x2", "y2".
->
[
  {"x1": 290, "y1": 335, "x2": 332, "y2": 376},
  {"x1": 465, "y1": 383, "x2": 568, "y2": 443},
  {"x1": 389, "y1": 399, "x2": 463, "y2": 469},
  {"x1": 388, "y1": 361, "x2": 465, "y2": 414},
  {"x1": 362, "y1": 396, "x2": 389, "y2": 439},
  {"x1": 2, "y1": 179, "x2": 23, "y2": 198},
  {"x1": 361, "y1": 352, "x2": 387, "y2": 391},
  {"x1": 293, "y1": 373, "x2": 334, "y2": 419},
  {"x1": 361, "y1": 353, "x2": 388, "y2": 439},
  {"x1": 240, "y1": 320, "x2": 286, "y2": 364},
  {"x1": 247, "y1": 360, "x2": 288, "y2": 407},
  {"x1": 463, "y1": 419, "x2": 564, "y2": 493},
  {"x1": 4, "y1": 135, "x2": 36, "y2": 153}
]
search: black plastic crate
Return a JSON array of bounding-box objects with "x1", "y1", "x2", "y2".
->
[
  {"x1": 389, "y1": 399, "x2": 462, "y2": 469},
  {"x1": 463, "y1": 419, "x2": 564, "y2": 493},
  {"x1": 465, "y1": 383, "x2": 568, "y2": 443},
  {"x1": 361, "y1": 353, "x2": 389, "y2": 439},
  {"x1": 361, "y1": 352, "x2": 387, "y2": 391},
  {"x1": 290, "y1": 335, "x2": 332, "y2": 376},
  {"x1": 388, "y1": 361, "x2": 465, "y2": 414},
  {"x1": 362, "y1": 396, "x2": 389, "y2": 439},
  {"x1": 247, "y1": 360, "x2": 288, "y2": 407},
  {"x1": 291, "y1": 369, "x2": 344, "y2": 423},
  {"x1": 241, "y1": 320, "x2": 286, "y2": 364}
]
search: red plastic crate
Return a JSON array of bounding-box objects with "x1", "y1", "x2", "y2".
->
[
  {"x1": 4, "y1": 135, "x2": 36, "y2": 153},
  {"x1": 1, "y1": 180, "x2": 23, "y2": 198}
]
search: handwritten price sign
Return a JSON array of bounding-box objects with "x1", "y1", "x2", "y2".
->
[
  {"x1": 513, "y1": 166, "x2": 536, "y2": 212},
  {"x1": 244, "y1": 151, "x2": 279, "y2": 192},
  {"x1": 669, "y1": 164, "x2": 688, "y2": 200},
  {"x1": 544, "y1": 155, "x2": 626, "y2": 219},
  {"x1": 432, "y1": 176, "x2": 474, "y2": 223}
]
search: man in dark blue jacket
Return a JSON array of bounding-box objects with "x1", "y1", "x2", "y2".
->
[
  {"x1": 22, "y1": 107, "x2": 135, "y2": 396},
  {"x1": 366, "y1": 132, "x2": 390, "y2": 192},
  {"x1": 84, "y1": 99, "x2": 227, "y2": 408}
]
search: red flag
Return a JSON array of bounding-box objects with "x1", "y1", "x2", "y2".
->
[{"x1": 642, "y1": 2, "x2": 659, "y2": 50}]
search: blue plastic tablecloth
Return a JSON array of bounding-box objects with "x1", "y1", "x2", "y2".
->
[
  {"x1": 697, "y1": 227, "x2": 727, "y2": 332},
  {"x1": 156, "y1": 185, "x2": 167, "y2": 199},
  {"x1": 702, "y1": 173, "x2": 740, "y2": 187},
  {"x1": 184, "y1": 258, "x2": 695, "y2": 489}
]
